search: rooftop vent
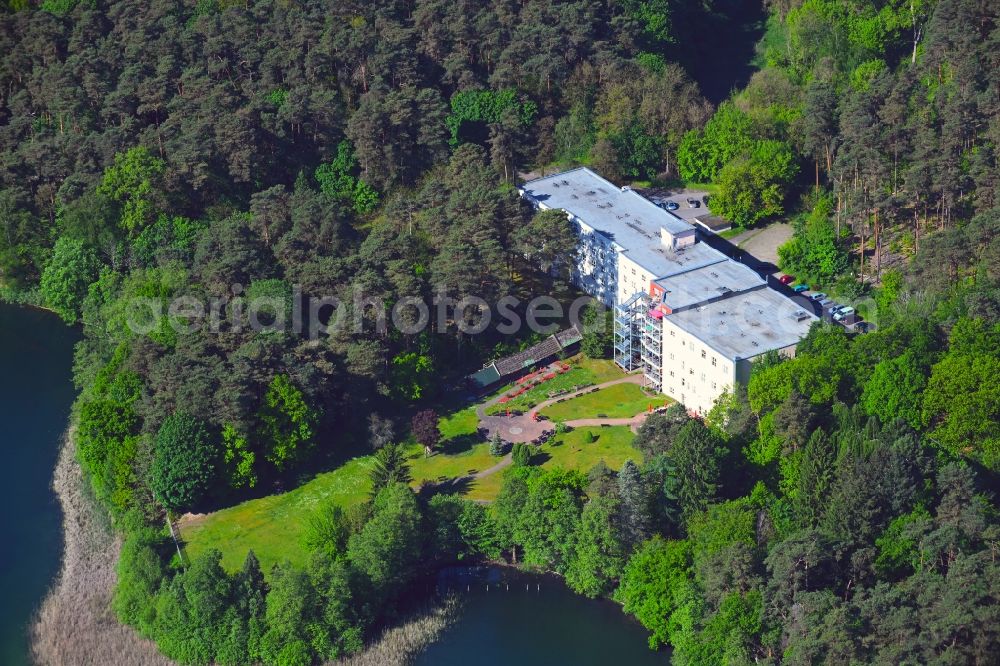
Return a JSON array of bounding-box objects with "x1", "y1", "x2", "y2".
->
[
  {"x1": 710, "y1": 272, "x2": 719, "y2": 278},
  {"x1": 561, "y1": 180, "x2": 569, "y2": 185},
  {"x1": 553, "y1": 182, "x2": 560, "y2": 188},
  {"x1": 586, "y1": 190, "x2": 596, "y2": 196},
  {"x1": 570, "y1": 194, "x2": 578, "y2": 199},
  {"x1": 751, "y1": 341, "x2": 759, "y2": 347}
]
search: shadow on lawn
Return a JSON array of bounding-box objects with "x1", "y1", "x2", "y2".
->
[
  {"x1": 530, "y1": 451, "x2": 552, "y2": 466},
  {"x1": 418, "y1": 475, "x2": 474, "y2": 499},
  {"x1": 439, "y1": 433, "x2": 480, "y2": 456}
]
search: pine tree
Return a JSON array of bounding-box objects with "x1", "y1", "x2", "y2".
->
[{"x1": 617, "y1": 460, "x2": 651, "y2": 549}]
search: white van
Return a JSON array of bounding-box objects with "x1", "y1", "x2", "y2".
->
[{"x1": 833, "y1": 306, "x2": 855, "y2": 321}]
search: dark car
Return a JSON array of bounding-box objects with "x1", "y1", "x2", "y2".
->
[
  {"x1": 664, "y1": 201, "x2": 680, "y2": 211},
  {"x1": 702, "y1": 194, "x2": 710, "y2": 205},
  {"x1": 686, "y1": 198, "x2": 700, "y2": 208}
]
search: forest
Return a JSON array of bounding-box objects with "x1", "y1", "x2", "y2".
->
[{"x1": 1, "y1": 0, "x2": 998, "y2": 664}]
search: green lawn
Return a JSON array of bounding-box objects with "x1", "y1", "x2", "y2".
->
[
  {"x1": 180, "y1": 365, "x2": 642, "y2": 572},
  {"x1": 438, "y1": 404, "x2": 479, "y2": 440},
  {"x1": 484, "y1": 356, "x2": 625, "y2": 415},
  {"x1": 538, "y1": 426, "x2": 642, "y2": 472},
  {"x1": 539, "y1": 382, "x2": 669, "y2": 421},
  {"x1": 182, "y1": 405, "x2": 489, "y2": 573},
  {"x1": 180, "y1": 457, "x2": 373, "y2": 573},
  {"x1": 407, "y1": 442, "x2": 498, "y2": 483},
  {"x1": 466, "y1": 426, "x2": 642, "y2": 501}
]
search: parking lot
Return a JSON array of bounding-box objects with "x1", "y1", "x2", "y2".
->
[
  {"x1": 642, "y1": 188, "x2": 711, "y2": 223},
  {"x1": 775, "y1": 281, "x2": 874, "y2": 333}
]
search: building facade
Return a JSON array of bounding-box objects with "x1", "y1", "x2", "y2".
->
[{"x1": 520, "y1": 167, "x2": 817, "y2": 415}]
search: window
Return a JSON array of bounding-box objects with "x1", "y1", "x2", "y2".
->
[
  {"x1": 701, "y1": 350, "x2": 706, "y2": 358},
  {"x1": 681, "y1": 378, "x2": 685, "y2": 386},
  {"x1": 670, "y1": 330, "x2": 675, "y2": 337},
  {"x1": 669, "y1": 371, "x2": 674, "y2": 377},
  {"x1": 712, "y1": 382, "x2": 717, "y2": 389},
  {"x1": 712, "y1": 357, "x2": 717, "y2": 366},
  {"x1": 701, "y1": 373, "x2": 705, "y2": 382},
  {"x1": 669, "y1": 353, "x2": 674, "y2": 360}
]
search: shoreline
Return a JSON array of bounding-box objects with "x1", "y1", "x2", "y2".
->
[
  {"x1": 28, "y1": 427, "x2": 458, "y2": 666},
  {"x1": 29, "y1": 428, "x2": 173, "y2": 666}
]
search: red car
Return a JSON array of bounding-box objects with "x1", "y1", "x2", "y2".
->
[{"x1": 778, "y1": 274, "x2": 794, "y2": 285}]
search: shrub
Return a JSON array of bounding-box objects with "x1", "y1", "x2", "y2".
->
[{"x1": 511, "y1": 443, "x2": 535, "y2": 467}]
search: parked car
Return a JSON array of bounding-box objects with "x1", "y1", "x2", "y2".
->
[
  {"x1": 810, "y1": 292, "x2": 827, "y2": 301},
  {"x1": 686, "y1": 198, "x2": 700, "y2": 208},
  {"x1": 818, "y1": 298, "x2": 834, "y2": 307},
  {"x1": 665, "y1": 201, "x2": 679, "y2": 211},
  {"x1": 778, "y1": 274, "x2": 794, "y2": 285},
  {"x1": 793, "y1": 284, "x2": 810, "y2": 293},
  {"x1": 855, "y1": 321, "x2": 874, "y2": 333},
  {"x1": 833, "y1": 306, "x2": 856, "y2": 321}
]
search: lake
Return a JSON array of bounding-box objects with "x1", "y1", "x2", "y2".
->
[
  {"x1": 0, "y1": 303, "x2": 666, "y2": 666},
  {"x1": 417, "y1": 567, "x2": 668, "y2": 666},
  {"x1": 0, "y1": 304, "x2": 79, "y2": 665}
]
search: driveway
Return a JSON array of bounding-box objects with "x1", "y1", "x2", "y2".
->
[{"x1": 727, "y1": 222, "x2": 792, "y2": 267}]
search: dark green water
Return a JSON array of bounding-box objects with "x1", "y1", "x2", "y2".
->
[
  {"x1": 0, "y1": 304, "x2": 79, "y2": 665},
  {"x1": 417, "y1": 567, "x2": 668, "y2": 666}
]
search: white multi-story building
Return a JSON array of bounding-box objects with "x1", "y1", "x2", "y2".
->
[{"x1": 519, "y1": 167, "x2": 817, "y2": 415}]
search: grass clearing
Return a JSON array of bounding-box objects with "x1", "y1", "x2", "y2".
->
[
  {"x1": 540, "y1": 382, "x2": 668, "y2": 421},
  {"x1": 181, "y1": 406, "x2": 489, "y2": 573},
  {"x1": 484, "y1": 356, "x2": 624, "y2": 415},
  {"x1": 407, "y1": 443, "x2": 498, "y2": 483},
  {"x1": 537, "y1": 426, "x2": 642, "y2": 472},
  {"x1": 181, "y1": 362, "x2": 641, "y2": 571},
  {"x1": 180, "y1": 457, "x2": 373, "y2": 573},
  {"x1": 467, "y1": 426, "x2": 643, "y2": 501}
]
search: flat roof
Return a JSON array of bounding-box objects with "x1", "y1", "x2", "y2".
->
[
  {"x1": 520, "y1": 168, "x2": 724, "y2": 276},
  {"x1": 693, "y1": 214, "x2": 732, "y2": 233},
  {"x1": 665, "y1": 287, "x2": 817, "y2": 360},
  {"x1": 654, "y1": 261, "x2": 765, "y2": 312}
]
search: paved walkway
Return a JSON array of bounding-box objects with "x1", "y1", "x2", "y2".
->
[
  {"x1": 476, "y1": 373, "x2": 652, "y2": 444},
  {"x1": 565, "y1": 414, "x2": 650, "y2": 433},
  {"x1": 471, "y1": 454, "x2": 512, "y2": 479},
  {"x1": 432, "y1": 371, "x2": 662, "y2": 498}
]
